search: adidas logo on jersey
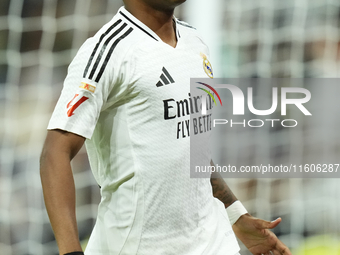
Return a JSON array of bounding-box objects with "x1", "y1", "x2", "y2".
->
[{"x1": 156, "y1": 67, "x2": 175, "y2": 87}]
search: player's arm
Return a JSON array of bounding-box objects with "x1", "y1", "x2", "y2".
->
[
  {"x1": 210, "y1": 160, "x2": 240, "y2": 210},
  {"x1": 40, "y1": 129, "x2": 85, "y2": 255},
  {"x1": 210, "y1": 160, "x2": 292, "y2": 255},
  {"x1": 210, "y1": 170, "x2": 238, "y2": 207}
]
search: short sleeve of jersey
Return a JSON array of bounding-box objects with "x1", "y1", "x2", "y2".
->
[{"x1": 47, "y1": 20, "x2": 132, "y2": 139}]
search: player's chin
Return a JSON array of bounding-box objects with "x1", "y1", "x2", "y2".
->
[{"x1": 168, "y1": 0, "x2": 186, "y2": 7}]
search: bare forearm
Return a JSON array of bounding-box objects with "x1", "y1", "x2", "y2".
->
[
  {"x1": 210, "y1": 171, "x2": 237, "y2": 208},
  {"x1": 40, "y1": 153, "x2": 82, "y2": 254}
]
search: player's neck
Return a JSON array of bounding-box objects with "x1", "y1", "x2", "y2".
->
[{"x1": 124, "y1": 3, "x2": 177, "y2": 48}]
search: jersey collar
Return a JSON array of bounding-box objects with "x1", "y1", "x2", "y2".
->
[{"x1": 118, "y1": 6, "x2": 180, "y2": 43}]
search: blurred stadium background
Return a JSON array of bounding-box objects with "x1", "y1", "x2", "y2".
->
[{"x1": 1, "y1": 0, "x2": 340, "y2": 254}]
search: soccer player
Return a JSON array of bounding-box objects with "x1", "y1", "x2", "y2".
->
[{"x1": 40, "y1": 0, "x2": 292, "y2": 255}]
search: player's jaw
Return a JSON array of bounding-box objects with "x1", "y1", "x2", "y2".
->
[{"x1": 125, "y1": 0, "x2": 186, "y2": 12}]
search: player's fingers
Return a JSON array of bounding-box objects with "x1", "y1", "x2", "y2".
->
[
  {"x1": 274, "y1": 240, "x2": 292, "y2": 255},
  {"x1": 257, "y1": 217, "x2": 282, "y2": 229},
  {"x1": 268, "y1": 247, "x2": 291, "y2": 255},
  {"x1": 271, "y1": 249, "x2": 282, "y2": 255},
  {"x1": 268, "y1": 217, "x2": 282, "y2": 229},
  {"x1": 271, "y1": 248, "x2": 292, "y2": 255},
  {"x1": 279, "y1": 246, "x2": 292, "y2": 255}
]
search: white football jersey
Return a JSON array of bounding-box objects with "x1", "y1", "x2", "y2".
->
[{"x1": 48, "y1": 6, "x2": 240, "y2": 255}]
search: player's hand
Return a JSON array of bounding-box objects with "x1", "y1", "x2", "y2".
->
[{"x1": 232, "y1": 214, "x2": 292, "y2": 255}]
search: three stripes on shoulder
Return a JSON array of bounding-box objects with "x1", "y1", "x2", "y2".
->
[{"x1": 83, "y1": 19, "x2": 133, "y2": 83}]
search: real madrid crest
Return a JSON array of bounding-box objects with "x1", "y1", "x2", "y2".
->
[{"x1": 200, "y1": 53, "x2": 213, "y2": 78}]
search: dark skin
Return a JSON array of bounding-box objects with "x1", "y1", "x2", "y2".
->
[
  {"x1": 211, "y1": 169, "x2": 291, "y2": 255},
  {"x1": 40, "y1": 130, "x2": 85, "y2": 254},
  {"x1": 40, "y1": 1, "x2": 292, "y2": 254},
  {"x1": 123, "y1": 0, "x2": 185, "y2": 47},
  {"x1": 210, "y1": 171, "x2": 238, "y2": 208}
]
